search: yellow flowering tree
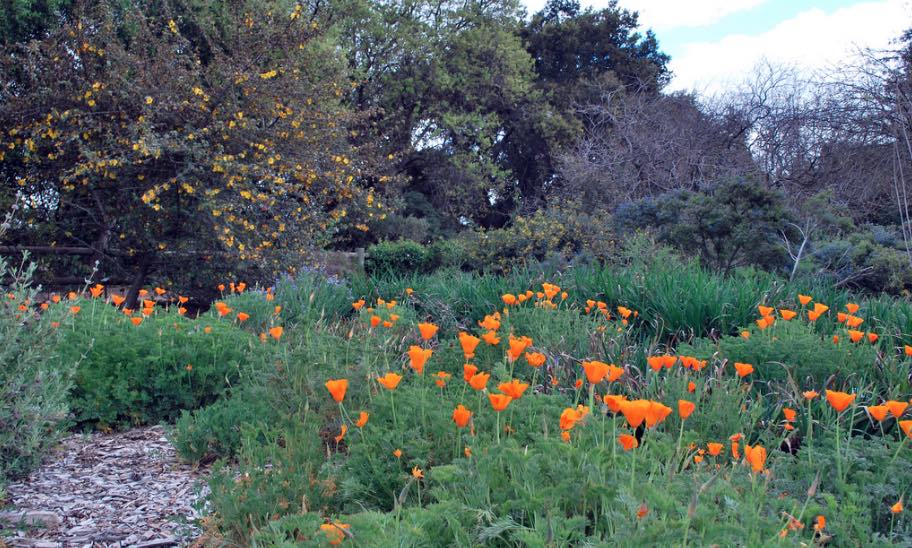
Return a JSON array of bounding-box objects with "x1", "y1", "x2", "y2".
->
[{"x1": 0, "y1": 0, "x2": 391, "y2": 300}]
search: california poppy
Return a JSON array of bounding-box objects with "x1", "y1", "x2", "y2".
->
[
  {"x1": 561, "y1": 430, "x2": 571, "y2": 443},
  {"x1": 779, "y1": 309, "x2": 797, "y2": 320},
  {"x1": 417, "y1": 322, "x2": 438, "y2": 340},
  {"x1": 825, "y1": 390, "x2": 856, "y2": 412},
  {"x1": 478, "y1": 314, "x2": 501, "y2": 331},
  {"x1": 370, "y1": 315, "x2": 381, "y2": 328},
  {"x1": 758, "y1": 305, "x2": 774, "y2": 317},
  {"x1": 481, "y1": 330, "x2": 500, "y2": 346},
  {"x1": 618, "y1": 433, "x2": 639, "y2": 451},
  {"x1": 734, "y1": 362, "x2": 754, "y2": 378},
  {"x1": 867, "y1": 332, "x2": 879, "y2": 344},
  {"x1": 393, "y1": 448, "x2": 402, "y2": 458},
  {"x1": 847, "y1": 329, "x2": 864, "y2": 343},
  {"x1": 905, "y1": 345, "x2": 912, "y2": 357},
  {"x1": 111, "y1": 294, "x2": 126, "y2": 306},
  {"x1": 891, "y1": 499, "x2": 903, "y2": 514},
  {"x1": 741, "y1": 330, "x2": 750, "y2": 339},
  {"x1": 798, "y1": 294, "x2": 812, "y2": 306},
  {"x1": 899, "y1": 420, "x2": 912, "y2": 438},
  {"x1": 407, "y1": 345, "x2": 432, "y2": 374},
  {"x1": 807, "y1": 310, "x2": 821, "y2": 321},
  {"x1": 463, "y1": 363, "x2": 478, "y2": 382},
  {"x1": 606, "y1": 364, "x2": 624, "y2": 382},
  {"x1": 813, "y1": 303, "x2": 829, "y2": 315},
  {"x1": 497, "y1": 379, "x2": 529, "y2": 400},
  {"x1": 782, "y1": 407, "x2": 797, "y2": 422},
  {"x1": 320, "y1": 522, "x2": 350, "y2": 546},
  {"x1": 645, "y1": 401, "x2": 673, "y2": 428},
  {"x1": 459, "y1": 332, "x2": 481, "y2": 359},
  {"x1": 867, "y1": 405, "x2": 889, "y2": 422},
  {"x1": 130, "y1": 317, "x2": 143, "y2": 326},
  {"x1": 886, "y1": 400, "x2": 908, "y2": 419},
  {"x1": 560, "y1": 407, "x2": 583, "y2": 430},
  {"x1": 707, "y1": 442, "x2": 724, "y2": 456},
  {"x1": 743, "y1": 444, "x2": 767, "y2": 473},
  {"x1": 352, "y1": 299, "x2": 365, "y2": 310},
  {"x1": 647, "y1": 356, "x2": 664, "y2": 372},
  {"x1": 269, "y1": 326, "x2": 283, "y2": 340},
  {"x1": 334, "y1": 424, "x2": 347, "y2": 443},
  {"x1": 803, "y1": 390, "x2": 819, "y2": 400},
  {"x1": 687, "y1": 381, "x2": 696, "y2": 393},
  {"x1": 678, "y1": 399, "x2": 696, "y2": 419},
  {"x1": 582, "y1": 360, "x2": 610, "y2": 383},
  {"x1": 89, "y1": 284, "x2": 104, "y2": 298},
  {"x1": 70, "y1": 305, "x2": 81, "y2": 315},
  {"x1": 506, "y1": 335, "x2": 532, "y2": 362},
  {"x1": 237, "y1": 312, "x2": 250, "y2": 322},
  {"x1": 488, "y1": 393, "x2": 512, "y2": 412},
  {"x1": 846, "y1": 315, "x2": 864, "y2": 328},
  {"x1": 468, "y1": 372, "x2": 490, "y2": 391},
  {"x1": 178, "y1": 296, "x2": 189, "y2": 304},
  {"x1": 377, "y1": 372, "x2": 402, "y2": 390},
  {"x1": 619, "y1": 399, "x2": 651, "y2": 428},
  {"x1": 603, "y1": 394, "x2": 627, "y2": 413},
  {"x1": 846, "y1": 303, "x2": 860, "y2": 314},
  {"x1": 452, "y1": 405, "x2": 472, "y2": 428},
  {"x1": 325, "y1": 379, "x2": 348, "y2": 403},
  {"x1": 525, "y1": 352, "x2": 546, "y2": 368},
  {"x1": 356, "y1": 411, "x2": 369, "y2": 428},
  {"x1": 501, "y1": 293, "x2": 517, "y2": 306}
]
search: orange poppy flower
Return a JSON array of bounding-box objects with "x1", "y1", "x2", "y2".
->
[
  {"x1": 707, "y1": 442, "x2": 724, "y2": 456},
  {"x1": 320, "y1": 522, "x2": 350, "y2": 545},
  {"x1": 89, "y1": 284, "x2": 104, "y2": 298},
  {"x1": 488, "y1": 393, "x2": 512, "y2": 412},
  {"x1": 734, "y1": 362, "x2": 754, "y2": 378},
  {"x1": 647, "y1": 356, "x2": 664, "y2": 372},
  {"x1": 574, "y1": 378, "x2": 583, "y2": 389},
  {"x1": 130, "y1": 317, "x2": 143, "y2": 326},
  {"x1": 51, "y1": 294, "x2": 61, "y2": 303},
  {"x1": 867, "y1": 405, "x2": 889, "y2": 422},
  {"x1": 758, "y1": 305, "x2": 774, "y2": 317},
  {"x1": 142, "y1": 307, "x2": 155, "y2": 317},
  {"x1": 756, "y1": 317, "x2": 770, "y2": 330},
  {"x1": 582, "y1": 360, "x2": 610, "y2": 383},
  {"x1": 497, "y1": 379, "x2": 529, "y2": 400},
  {"x1": 137, "y1": 289, "x2": 148, "y2": 298},
  {"x1": 814, "y1": 515, "x2": 826, "y2": 531},
  {"x1": 905, "y1": 345, "x2": 912, "y2": 357},
  {"x1": 50, "y1": 321, "x2": 59, "y2": 329},
  {"x1": 687, "y1": 381, "x2": 696, "y2": 393},
  {"x1": 269, "y1": 326, "x2": 283, "y2": 340},
  {"x1": 452, "y1": 405, "x2": 472, "y2": 428},
  {"x1": 779, "y1": 309, "x2": 797, "y2": 320},
  {"x1": 525, "y1": 352, "x2": 546, "y2": 368},
  {"x1": 407, "y1": 345, "x2": 432, "y2": 374},
  {"x1": 236, "y1": 312, "x2": 250, "y2": 322},
  {"x1": 603, "y1": 394, "x2": 627, "y2": 413},
  {"x1": 886, "y1": 400, "x2": 908, "y2": 419},
  {"x1": 70, "y1": 305, "x2": 81, "y2": 315},
  {"x1": 203, "y1": 326, "x2": 212, "y2": 334},
  {"x1": 636, "y1": 503, "x2": 648, "y2": 519},
  {"x1": 405, "y1": 288, "x2": 414, "y2": 296},
  {"x1": 377, "y1": 372, "x2": 402, "y2": 390},
  {"x1": 383, "y1": 320, "x2": 393, "y2": 328},
  {"x1": 356, "y1": 411, "x2": 369, "y2": 428},
  {"x1": 741, "y1": 330, "x2": 750, "y2": 339},
  {"x1": 501, "y1": 293, "x2": 517, "y2": 306},
  {"x1": 468, "y1": 372, "x2": 490, "y2": 391},
  {"x1": 369, "y1": 315, "x2": 381, "y2": 328},
  {"x1": 561, "y1": 430, "x2": 571, "y2": 443},
  {"x1": 867, "y1": 332, "x2": 879, "y2": 344},
  {"x1": 478, "y1": 314, "x2": 501, "y2": 331},
  {"x1": 559, "y1": 407, "x2": 583, "y2": 430},
  {"x1": 825, "y1": 390, "x2": 856, "y2": 412},
  {"x1": 388, "y1": 313, "x2": 399, "y2": 322},
  {"x1": 782, "y1": 407, "x2": 797, "y2": 422},
  {"x1": 837, "y1": 312, "x2": 848, "y2": 323},
  {"x1": 617, "y1": 306, "x2": 632, "y2": 319},
  {"x1": 459, "y1": 332, "x2": 481, "y2": 359},
  {"x1": 901, "y1": 420, "x2": 912, "y2": 438},
  {"x1": 743, "y1": 444, "x2": 767, "y2": 473},
  {"x1": 803, "y1": 390, "x2": 819, "y2": 400},
  {"x1": 334, "y1": 424, "x2": 347, "y2": 443},
  {"x1": 813, "y1": 303, "x2": 829, "y2": 314},
  {"x1": 891, "y1": 499, "x2": 904, "y2": 514},
  {"x1": 846, "y1": 302, "x2": 860, "y2": 314},
  {"x1": 325, "y1": 379, "x2": 348, "y2": 403},
  {"x1": 464, "y1": 446, "x2": 472, "y2": 457},
  {"x1": 506, "y1": 335, "x2": 532, "y2": 362},
  {"x1": 807, "y1": 310, "x2": 821, "y2": 321},
  {"x1": 393, "y1": 448, "x2": 402, "y2": 458},
  {"x1": 352, "y1": 299, "x2": 365, "y2": 310},
  {"x1": 678, "y1": 399, "x2": 696, "y2": 419},
  {"x1": 481, "y1": 330, "x2": 500, "y2": 345},
  {"x1": 798, "y1": 294, "x2": 812, "y2": 306},
  {"x1": 619, "y1": 399, "x2": 651, "y2": 428},
  {"x1": 846, "y1": 315, "x2": 864, "y2": 328},
  {"x1": 618, "y1": 433, "x2": 639, "y2": 451},
  {"x1": 178, "y1": 296, "x2": 189, "y2": 304},
  {"x1": 606, "y1": 364, "x2": 624, "y2": 382},
  {"x1": 542, "y1": 283, "x2": 560, "y2": 300},
  {"x1": 645, "y1": 401, "x2": 673, "y2": 428},
  {"x1": 176, "y1": 307, "x2": 186, "y2": 316},
  {"x1": 417, "y1": 322, "x2": 438, "y2": 340},
  {"x1": 847, "y1": 329, "x2": 864, "y2": 343},
  {"x1": 463, "y1": 363, "x2": 478, "y2": 382}
]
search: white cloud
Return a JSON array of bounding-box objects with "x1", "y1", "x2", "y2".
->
[
  {"x1": 668, "y1": 0, "x2": 912, "y2": 94},
  {"x1": 523, "y1": 0, "x2": 768, "y2": 29},
  {"x1": 616, "y1": 0, "x2": 769, "y2": 30}
]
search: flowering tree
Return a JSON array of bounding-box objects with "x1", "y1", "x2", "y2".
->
[{"x1": 0, "y1": 0, "x2": 392, "y2": 300}]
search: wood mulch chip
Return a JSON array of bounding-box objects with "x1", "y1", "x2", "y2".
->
[{"x1": 1, "y1": 426, "x2": 209, "y2": 547}]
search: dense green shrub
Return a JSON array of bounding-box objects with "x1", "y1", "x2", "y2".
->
[
  {"x1": 616, "y1": 180, "x2": 794, "y2": 274},
  {"x1": 366, "y1": 240, "x2": 435, "y2": 276},
  {"x1": 47, "y1": 303, "x2": 264, "y2": 429},
  {"x1": 171, "y1": 385, "x2": 277, "y2": 463},
  {"x1": 0, "y1": 256, "x2": 75, "y2": 485}
]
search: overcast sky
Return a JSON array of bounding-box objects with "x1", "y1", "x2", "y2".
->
[{"x1": 520, "y1": 0, "x2": 912, "y2": 94}]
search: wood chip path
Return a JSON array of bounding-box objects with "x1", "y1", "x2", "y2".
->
[{"x1": 2, "y1": 426, "x2": 208, "y2": 547}]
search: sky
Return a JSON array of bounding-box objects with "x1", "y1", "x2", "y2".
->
[{"x1": 521, "y1": 0, "x2": 912, "y2": 95}]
